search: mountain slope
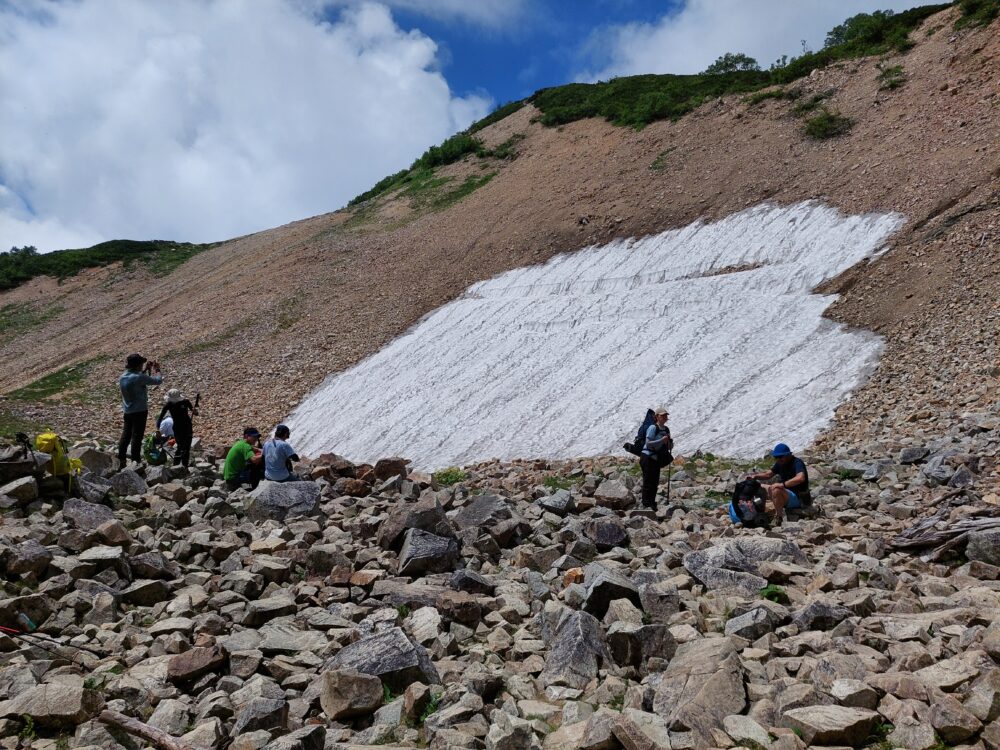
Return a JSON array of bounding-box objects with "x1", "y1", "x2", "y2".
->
[{"x1": 1, "y1": 5, "x2": 997, "y2": 455}]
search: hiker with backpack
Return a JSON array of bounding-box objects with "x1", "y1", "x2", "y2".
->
[
  {"x1": 262, "y1": 424, "x2": 301, "y2": 482},
  {"x1": 157, "y1": 388, "x2": 197, "y2": 468},
  {"x1": 118, "y1": 353, "x2": 163, "y2": 470},
  {"x1": 635, "y1": 407, "x2": 673, "y2": 510},
  {"x1": 747, "y1": 443, "x2": 811, "y2": 525}
]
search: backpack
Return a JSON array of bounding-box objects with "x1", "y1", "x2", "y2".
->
[
  {"x1": 143, "y1": 434, "x2": 168, "y2": 466},
  {"x1": 623, "y1": 409, "x2": 656, "y2": 456},
  {"x1": 730, "y1": 479, "x2": 769, "y2": 528}
]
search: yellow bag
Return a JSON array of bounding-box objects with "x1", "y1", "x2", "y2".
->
[{"x1": 34, "y1": 432, "x2": 76, "y2": 477}]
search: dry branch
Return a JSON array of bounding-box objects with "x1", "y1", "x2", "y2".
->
[{"x1": 99, "y1": 709, "x2": 196, "y2": 750}]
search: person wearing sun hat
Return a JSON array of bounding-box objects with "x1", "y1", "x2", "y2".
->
[
  {"x1": 748, "y1": 442, "x2": 810, "y2": 524},
  {"x1": 157, "y1": 388, "x2": 197, "y2": 467},
  {"x1": 639, "y1": 406, "x2": 674, "y2": 509}
]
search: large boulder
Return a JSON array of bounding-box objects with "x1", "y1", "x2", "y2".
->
[
  {"x1": 967, "y1": 530, "x2": 1000, "y2": 567},
  {"x1": 63, "y1": 497, "x2": 115, "y2": 531},
  {"x1": 373, "y1": 457, "x2": 409, "y2": 481},
  {"x1": 683, "y1": 537, "x2": 807, "y2": 596},
  {"x1": 69, "y1": 447, "x2": 114, "y2": 475},
  {"x1": 168, "y1": 646, "x2": 226, "y2": 684},
  {"x1": 398, "y1": 528, "x2": 460, "y2": 577},
  {"x1": 246, "y1": 481, "x2": 320, "y2": 522},
  {"x1": 319, "y1": 669, "x2": 383, "y2": 720},
  {"x1": 1, "y1": 475, "x2": 38, "y2": 502},
  {"x1": 653, "y1": 637, "x2": 746, "y2": 745},
  {"x1": 110, "y1": 468, "x2": 147, "y2": 496},
  {"x1": 539, "y1": 610, "x2": 609, "y2": 690},
  {"x1": 584, "y1": 516, "x2": 629, "y2": 552},
  {"x1": 538, "y1": 489, "x2": 576, "y2": 517},
  {"x1": 377, "y1": 496, "x2": 455, "y2": 550},
  {"x1": 452, "y1": 494, "x2": 511, "y2": 530},
  {"x1": 593, "y1": 479, "x2": 632, "y2": 510},
  {"x1": 326, "y1": 627, "x2": 439, "y2": 691},
  {"x1": 582, "y1": 565, "x2": 641, "y2": 619},
  {"x1": 0, "y1": 684, "x2": 103, "y2": 728},
  {"x1": 783, "y1": 706, "x2": 879, "y2": 746},
  {"x1": 6, "y1": 539, "x2": 52, "y2": 578}
]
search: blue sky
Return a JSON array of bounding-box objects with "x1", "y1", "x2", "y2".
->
[{"x1": 1, "y1": 0, "x2": 930, "y2": 251}]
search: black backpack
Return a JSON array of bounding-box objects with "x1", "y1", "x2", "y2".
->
[
  {"x1": 623, "y1": 409, "x2": 656, "y2": 456},
  {"x1": 731, "y1": 479, "x2": 769, "y2": 528}
]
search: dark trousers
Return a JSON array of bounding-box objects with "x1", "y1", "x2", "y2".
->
[
  {"x1": 640, "y1": 454, "x2": 661, "y2": 508},
  {"x1": 173, "y1": 423, "x2": 193, "y2": 467},
  {"x1": 119, "y1": 411, "x2": 147, "y2": 463}
]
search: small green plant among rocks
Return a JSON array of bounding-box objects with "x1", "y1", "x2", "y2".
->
[
  {"x1": 434, "y1": 467, "x2": 468, "y2": 486},
  {"x1": 804, "y1": 108, "x2": 853, "y2": 139},
  {"x1": 877, "y1": 64, "x2": 906, "y2": 90},
  {"x1": 760, "y1": 584, "x2": 791, "y2": 604},
  {"x1": 649, "y1": 146, "x2": 676, "y2": 170},
  {"x1": 419, "y1": 693, "x2": 441, "y2": 725}
]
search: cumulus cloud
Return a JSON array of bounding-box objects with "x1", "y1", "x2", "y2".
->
[
  {"x1": 582, "y1": 0, "x2": 929, "y2": 80},
  {"x1": 340, "y1": 0, "x2": 532, "y2": 29},
  {"x1": 0, "y1": 0, "x2": 490, "y2": 251}
]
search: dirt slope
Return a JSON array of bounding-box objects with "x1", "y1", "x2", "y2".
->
[{"x1": 2, "y1": 6, "x2": 997, "y2": 451}]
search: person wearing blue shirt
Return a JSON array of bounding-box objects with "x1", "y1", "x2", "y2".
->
[
  {"x1": 118, "y1": 353, "x2": 163, "y2": 469},
  {"x1": 639, "y1": 407, "x2": 673, "y2": 509},
  {"x1": 749, "y1": 443, "x2": 810, "y2": 524},
  {"x1": 262, "y1": 424, "x2": 300, "y2": 482}
]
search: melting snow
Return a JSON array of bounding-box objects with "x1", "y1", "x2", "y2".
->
[{"x1": 290, "y1": 202, "x2": 904, "y2": 468}]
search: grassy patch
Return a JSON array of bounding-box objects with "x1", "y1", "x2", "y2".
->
[
  {"x1": 761, "y1": 584, "x2": 790, "y2": 604},
  {"x1": 0, "y1": 302, "x2": 64, "y2": 340},
  {"x1": 434, "y1": 467, "x2": 468, "y2": 486},
  {"x1": 1, "y1": 240, "x2": 214, "y2": 292},
  {"x1": 877, "y1": 64, "x2": 907, "y2": 90},
  {"x1": 744, "y1": 87, "x2": 803, "y2": 106},
  {"x1": 955, "y1": 0, "x2": 1000, "y2": 28},
  {"x1": 396, "y1": 604, "x2": 411, "y2": 620},
  {"x1": 418, "y1": 692, "x2": 441, "y2": 724},
  {"x1": 649, "y1": 147, "x2": 676, "y2": 171},
  {"x1": 488, "y1": 133, "x2": 526, "y2": 161},
  {"x1": 7, "y1": 357, "x2": 105, "y2": 403},
  {"x1": 430, "y1": 173, "x2": 496, "y2": 210},
  {"x1": 803, "y1": 108, "x2": 854, "y2": 139},
  {"x1": 543, "y1": 475, "x2": 578, "y2": 491},
  {"x1": 790, "y1": 89, "x2": 836, "y2": 117}
]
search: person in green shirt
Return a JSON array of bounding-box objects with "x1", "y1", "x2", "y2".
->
[{"x1": 224, "y1": 427, "x2": 263, "y2": 490}]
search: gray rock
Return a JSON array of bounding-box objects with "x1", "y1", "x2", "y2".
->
[
  {"x1": 450, "y1": 569, "x2": 495, "y2": 595},
  {"x1": 377, "y1": 496, "x2": 455, "y2": 550},
  {"x1": 262, "y1": 726, "x2": 325, "y2": 750},
  {"x1": 950, "y1": 464, "x2": 975, "y2": 488},
  {"x1": 725, "y1": 606, "x2": 780, "y2": 641},
  {"x1": 899, "y1": 446, "x2": 929, "y2": 464},
  {"x1": 783, "y1": 706, "x2": 879, "y2": 746},
  {"x1": 70, "y1": 447, "x2": 114, "y2": 475},
  {"x1": 582, "y1": 566, "x2": 641, "y2": 618},
  {"x1": 653, "y1": 638, "x2": 746, "y2": 746},
  {"x1": 121, "y1": 579, "x2": 171, "y2": 606},
  {"x1": 683, "y1": 537, "x2": 807, "y2": 596},
  {"x1": 0, "y1": 684, "x2": 103, "y2": 728},
  {"x1": 453, "y1": 494, "x2": 511, "y2": 530},
  {"x1": 967, "y1": 530, "x2": 1000, "y2": 567},
  {"x1": 584, "y1": 517, "x2": 629, "y2": 552},
  {"x1": 147, "y1": 698, "x2": 191, "y2": 736},
  {"x1": 110, "y1": 468, "x2": 147, "y2": 496},
  {"x1": 723, "y1": 714, "x2": 772, "y2": 749},
  {"x1": 319, "y1": 669, "x2": 383, "y2": 720},
  {"x1": 639, "y1": 581, "x2": 680, "y2": 622},
  {"x1": 63, "y1": 497, "x2": 115, "y2": 531},
  {"x1": 129, "y1": 551, "x2": 181, "y2": 579},
  {"x1": 243, "y1": 596, "x2": 297, "y2": 627},
  {"x1": 593, "y1": 479, "x2": 632, "y2": 510},
  {"x1": 792, "y1": 600, "x2": 853, "y2": 631},
  {"x1": 327, "y1": 627, "x2": 439, "y2": 691},
  {"x1": 246, "y1": 481, "x2": 319, "y2": 522},
  {"x1": 540, "y1": 611, "x2": 609, "y2": 690},
  {"x1": 538, "y1": 489, "x2": 576, "y2": 516},
  {"x1": 606, "y1": 622, "x2": 676, "y2": 670},
  {"x1": 0, "y1": 476, "x2": 38, "y2": 502},
  {"x1": 398, "y1": 528, "x2": 461, "y2": 577},
  {"x1": 830, "y1": 679, "x2": 879, "y2": 710},
  {"x1": 929, "y1": 693, "x2": 983, "y2": 743},
  {"x1": 6, "y1": 539, "x2": 52, "y2": 578},
  {"x1": 232, "y1": 697, "x2": 288, "y2": 735},
  {"x1": 486, "y1": 710, "x2": 538, "y2": 750}
]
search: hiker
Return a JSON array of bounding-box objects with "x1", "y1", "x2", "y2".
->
[
  {"x1": 748, "y1": 442, "x2": 810, "y2": 524},
  {"x1": 262, "y1": 424, "x2": 300, "y2": 482},
  {"x1": 639, "y1": 407, "x2": 673, "y2": 509},
  {"x1": 157, "y1": 388, "x2": 196, "y2": 467},
  {"x1": 223, "y1": 427, "x2": 263, "y2": 490},
  {"x1": 118, "y1": 353, "x2": 163, "y2": 469}
]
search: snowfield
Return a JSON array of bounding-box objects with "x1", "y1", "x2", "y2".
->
[{"x1": 290, "y1": 202, "x2": 904, "y2": 468}]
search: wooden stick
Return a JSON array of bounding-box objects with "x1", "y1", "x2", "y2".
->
[{"x1": 99, "y1": 709, "x2": 197, "y2": 750}]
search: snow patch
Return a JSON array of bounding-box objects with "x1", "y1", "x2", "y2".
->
[{"x1": 289, "y1": 202, "x2": 904, "y2": 468}]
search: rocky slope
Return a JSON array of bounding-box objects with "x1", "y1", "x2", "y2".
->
[
  {"x1": 0, "y1": 5, "x2": 997, "y2": 454},
  {"x1": 0, "y1": 399, "x2": 997, "y2": 750}
]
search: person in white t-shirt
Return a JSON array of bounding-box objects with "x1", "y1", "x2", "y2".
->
[{"x1": 262, "y1": 424, "x2": 300, "y2": 482}]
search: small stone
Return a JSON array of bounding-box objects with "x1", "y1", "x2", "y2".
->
[{"x1": 319, "y1": 669, "x2": 383, "y2": 720}]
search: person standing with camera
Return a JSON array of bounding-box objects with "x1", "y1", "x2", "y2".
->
[{"x1": 118, "y1": 353, "x2": 162, "y2": 470}]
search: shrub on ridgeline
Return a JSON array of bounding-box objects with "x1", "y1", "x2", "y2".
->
[
  {"x1": 702, "y1": 52, "x2": 761, "y2": 75},
  {"x1": 955, "y1": 0, "x2": 1000, "y2": 28}
]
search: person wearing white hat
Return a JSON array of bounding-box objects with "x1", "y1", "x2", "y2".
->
[
  {"x1": 639, "y1": 407, "x2": 673, "y2": 509},
  {"x1": 157, "y1": 388, "x2": 197, "y2": 467}
]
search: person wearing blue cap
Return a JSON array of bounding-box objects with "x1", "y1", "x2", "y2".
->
[
  {"x1": 748, "y1": 443, "x2": 810, "y2": 524},
  {"x1": 263, "y1": 424, "x2": 300, "y2": 482}
]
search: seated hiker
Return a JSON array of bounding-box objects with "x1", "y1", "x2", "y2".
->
[
  {"x1": 748, "y1": 443, "x2": 811, "y2": 524},
  {"x1": 639, "y1": 407, "x2": 673, "y2": 510},
  {"x1": 157, "y1": 388, "x2": 196, "y2": 468},
  {"x1": 223, "y1": 427, "x2": 263, "y2": 490},
  {"x1": 262, "y1": 424, "x2": 300, "y2": 482}
]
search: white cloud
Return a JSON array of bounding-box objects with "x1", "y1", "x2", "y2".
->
[
  {"x1": 326, "y1": 0, "x2": 532, "y2": 29},
  {"x1": 0, "y1": 0, "x2": 490, "y2": 251},
  {"x1": 582, "y1": 0, "x2": 931, "y2": 80}
]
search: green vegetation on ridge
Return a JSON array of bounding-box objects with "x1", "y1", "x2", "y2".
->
[{"x1": 0, "y1": 240, "x2": 214, "y2": 293}]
